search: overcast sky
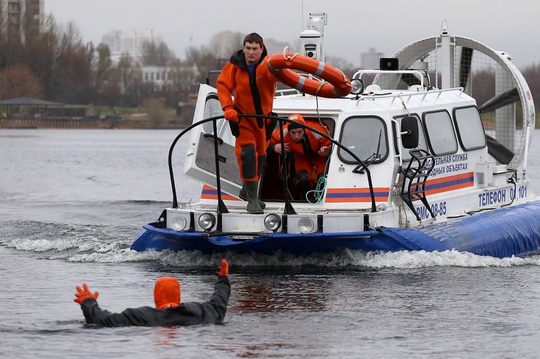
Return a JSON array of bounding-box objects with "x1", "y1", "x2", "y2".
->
[{"x1": 46, "y1": 0, "x2": 538, "y2": 69}]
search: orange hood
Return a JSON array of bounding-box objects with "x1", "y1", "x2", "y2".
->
[
  {"x1": 154, "y1": 277, "x2": 181, "y2": 309},
  {"x1": 287, "y1": 114, "x2": 306, "y2": 130}
]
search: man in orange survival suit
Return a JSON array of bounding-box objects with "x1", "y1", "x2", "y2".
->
[
  {"x1": 217, "y1": 32, "x2": 278, "y2": 214},
  {"x1": 73, "y1": 259, "x2": 230, "y2": 327},
  {"x1": 269, "y1": 114, "x2": 331, "y2": 200}
]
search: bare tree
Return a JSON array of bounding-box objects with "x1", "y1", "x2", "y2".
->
[
  {"x1": 94, "y1": 43, "x2": 120, "y2": 107},
  {"x1": 184, "y1": 45, "x2": 220, "y2": 84},
  {"x1": 0, "y1": 64, "x2": 42, "y2": 98},
  {"x1": 48, "y1": 21, "x2": 93, "y2": 103},
  {"x1": 141, "y1": 41, "x2": 175, "y2": 66},
  {"x1": 522, "y1": 63, "x2": 540, "y2": 111},
  {"x1": 470, "y1": 70, "x2": 496, "y2": 108},
  {"x1": 142, "y1": 97, "x2": 166, "y2": 128}
]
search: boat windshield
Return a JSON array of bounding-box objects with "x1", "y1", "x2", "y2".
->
[{"x1": 338, "y1": 116, "x2": 388, "y2": 164}]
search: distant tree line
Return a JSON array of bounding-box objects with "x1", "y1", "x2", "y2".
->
[
  {"x1": 0, "y1": 14, "x2": 226, "y2": 110},
  {"x1": 1, "y1": 14, "x2": 539, "y2": 114},
  {"x1": 522, "y1": 65, "x2": 540, "y2": 111}
]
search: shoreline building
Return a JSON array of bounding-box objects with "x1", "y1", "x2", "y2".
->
[
  {"x1": 102, "y1": 29, "x2": 165, "y2": 64},
  {"x1": 361, "y1": 47, "x2": 384, "y2": 69},
  {"x1": 0, "y1": 0, "x2": 43, "y2": 43}
]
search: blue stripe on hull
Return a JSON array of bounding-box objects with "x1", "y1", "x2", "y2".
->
[
  {"x1": 374, "y1": 200, "x2": 540, "y2": 258},
  {"x1": 131, "y1": 201, "x2": 540, "y2": 258}
]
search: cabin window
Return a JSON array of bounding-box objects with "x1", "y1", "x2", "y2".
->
[
  {"x1": 338, "y1": 116, "x2": 388, "y2": 164},
  {"x1": 453, "y1": 106, "x2": 486, "y2": 150},
  {"x1": 423, "y1": 110, "x2": 457, "y2": 156},
  {"x1": 202, "y1": 95, "x2": 235, "y2": 145},
  {"x1": 393, "y1": 114, "x2": 427, "y2": 161}
]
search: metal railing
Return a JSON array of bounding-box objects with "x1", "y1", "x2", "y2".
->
[{"x1": 166, "y1": 114, "x2": 378, "y2": 230}]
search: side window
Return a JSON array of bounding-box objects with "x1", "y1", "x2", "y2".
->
[
  {"x1": 203, "y1": 95, "x2": 235, "y2": 145},
  {"x1": 423, "y1": 110, "x2": 457, "y2": 156},
  {"x1": 338, "y1": 116, "x2": 388, "y2": 164},
  {"x1": 454, "y1": 106, "x2": 486, "y2": 150},
  {"x1": 394, "y1": 114, "x2": 427, "y2": 161}
]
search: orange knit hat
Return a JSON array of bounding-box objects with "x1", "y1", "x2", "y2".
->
[{"x1": 154, "y1": 277, "x2": 181, "y2": 309}]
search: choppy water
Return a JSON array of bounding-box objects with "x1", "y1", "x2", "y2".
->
[{"x1": 2, "y1": 129, "x2": 540, "y2": 358}]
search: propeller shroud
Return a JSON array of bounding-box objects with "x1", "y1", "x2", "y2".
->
[{"x1": 373, "y1": 33, "x2": 535, "y2": 171}]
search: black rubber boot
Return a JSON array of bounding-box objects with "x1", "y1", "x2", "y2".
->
[
  {"x1": 239, "y1": 182, "x2": 266, "y2": 209},
  {"x1": 296, "y1": 170, "x2": 311, "y2": 201},
  {"x1": 239, "y1": 183, "x2": 246, "y2": 200},
  {"x1": 245, "y1": 181, "x2": 264, "y2": 214},
  {"x1": 299, "y1": 179, "x2": 311, "y2": 201}
]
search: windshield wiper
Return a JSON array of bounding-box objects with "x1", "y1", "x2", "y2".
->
[{"x1": 355, "y1": 129, "x2": 382, "y2": 174}]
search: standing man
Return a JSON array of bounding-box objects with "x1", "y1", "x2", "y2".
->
[
  {"x1": 217, "y1": 33, "x2": 278, "y2": 214},
  {"x1": 270, "y1": 114, "x2": 331, "y2": 200}
]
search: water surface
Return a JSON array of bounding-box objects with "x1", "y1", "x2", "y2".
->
[{"x1": 1, "y1": 129, "x2": 540, "y2": 358}]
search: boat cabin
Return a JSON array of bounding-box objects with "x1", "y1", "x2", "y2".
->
[{"x1": 186, "y1": 74, "x2": 505, "y2": 222}]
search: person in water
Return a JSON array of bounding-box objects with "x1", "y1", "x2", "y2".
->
[
  {"x1": 217, "y1": 32, "x2": 279, "y2": 214},
  {"x1": 269, "y1": 114, "x2": 331, "y2": 200},
  {"x1": 73, "y1": 259, "x2": 230, "y2": 327}
]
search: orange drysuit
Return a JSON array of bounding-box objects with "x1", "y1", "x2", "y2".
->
[
  {"x1": 270, "y1": 118, "x2": 331, "y2": 188},
  {"x1": 217, "y1": 48, "x2": 278, "y2": 182}
]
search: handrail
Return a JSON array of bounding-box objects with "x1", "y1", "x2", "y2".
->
[
  {"x1": 168, "y1": 115, "x2": 223, "y2": 208},
  {"x1": 352, "y1": 69, "x2": 428, "y2": 88},
  {"x1": 167, "y1": 114, "x2": 378, "y2": 213}
]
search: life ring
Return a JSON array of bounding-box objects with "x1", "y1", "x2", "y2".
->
[{"x1": 267, "y1": 49, "x2": 352, "y2": 98}]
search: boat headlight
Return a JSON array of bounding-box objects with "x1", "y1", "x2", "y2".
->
[
  {"x1": 350, "y1": 78, "x2": 364, "y2": 95},
  {"x1": 198, "y1": 213, "x2": 216, "y2": 231},
  {"x1": 264, "y1": 213, "x2": 281, "y2": 232},
  {"x1": 297, "y1": 217, "x2": 315, "y2": 233},
  {"x1": 170, "y1": 215, "x2": 188, "y2": 231}
]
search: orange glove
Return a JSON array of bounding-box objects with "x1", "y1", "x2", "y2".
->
[
  {"x1": 74, "y1": 283, "x2": 99, "y2": 304},
  {"x1": 224, "y1": 108, "x2": 238, "y2": 123},
  {"x1": 217, "y1": 259, "x2": 229, "y2": 277}
]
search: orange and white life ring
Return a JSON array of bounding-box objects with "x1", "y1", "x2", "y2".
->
[{"x1": 267, "y1": 49, "x2": 352, "y2": 98}]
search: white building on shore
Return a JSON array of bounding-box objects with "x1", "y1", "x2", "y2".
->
[{"x1": 102, "y1": 29, "x2": 165, "y2": 64}]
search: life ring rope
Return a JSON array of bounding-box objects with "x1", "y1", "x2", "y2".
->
[
  {"x1": 268, "y1": 47, "x2": 351, "y2": 98},
  {"x1": 315, "y1": 80, "x2": 328, "y2": 97},
  {"x1": 280, "y1": 46, "x2": 300, "y2": 61}
]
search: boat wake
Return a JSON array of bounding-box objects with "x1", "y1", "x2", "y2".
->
[{"x1": 1, "y1": 220, "x2": 539, "y2": 269}]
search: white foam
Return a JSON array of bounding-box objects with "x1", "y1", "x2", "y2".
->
[{"x1": 4, "y1": 233, "x2": 540, "y2": 268}]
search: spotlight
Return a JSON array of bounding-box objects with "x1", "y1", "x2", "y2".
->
[
  {"x1": 170, "y1": 215, "x2": 187, "y2": 231},
  {"x1": 264, "y1": 213, "x2": 281, "y2": 232},
  {"x1": 297, "y1": 217, "x2": 314, "y2": 233},
  {"x1": 198, "y1": 213, "x2": 216, "y2": 231}
]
